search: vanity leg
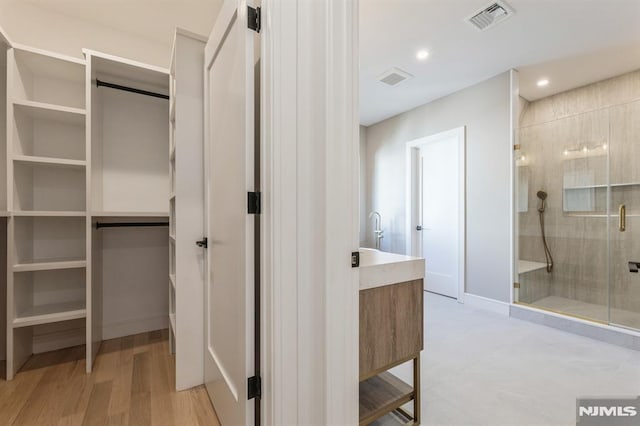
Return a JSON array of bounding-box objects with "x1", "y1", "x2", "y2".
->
[{"x1": 414, "y1": 355, "x2": 420, "y2": 424}]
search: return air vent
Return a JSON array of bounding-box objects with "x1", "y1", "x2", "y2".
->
[
  {"x1": 378, "y1": 67, "x2": 413, "y2": 87},
  {"x1": 467, "y1": 1, "x2": 514, "y2": 31}
]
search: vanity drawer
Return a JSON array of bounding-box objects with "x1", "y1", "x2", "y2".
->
[{"x1": 359, "y1": 279, "x2": 423, "y2": 379}]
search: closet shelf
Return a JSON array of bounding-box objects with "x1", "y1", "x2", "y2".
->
[
  {"x1": 91, "y1": 211, "x2": 169, "y2": 218},
  {"x1": 13, "y1": 155, "x2": 86, "y2": 169},
  {"x1": 13, "y1": 258, "x2": 87, "y2": 273},
  {"x1": 12, "y1": 99, "x2": 86, "y2": 124},
  {"x1": 13, "y1": 301, "x2": 86, "y2": 328},
  {"x1": 12, "y1": 211, "x2": 86, "y2": 217}
]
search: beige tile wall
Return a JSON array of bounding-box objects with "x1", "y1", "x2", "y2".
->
[{"x1": 517, "y1": 70, "x2": 640, "y2": 324}]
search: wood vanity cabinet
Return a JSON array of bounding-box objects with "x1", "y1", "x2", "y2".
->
[{"x1": 359, "y1": 279, "x2": 423, "y2": 425}]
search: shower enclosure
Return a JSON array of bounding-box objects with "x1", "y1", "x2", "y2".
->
[{"x1": 514, "y1": 72, "x2": 640, "y2": 332}]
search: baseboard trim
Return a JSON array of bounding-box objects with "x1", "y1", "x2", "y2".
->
[
  {"x1": 463, "y1": 292, "x2": 510, "y2": 316},
  {"x1": 102, "y1": 315, "x2": 169, "y2": 340}
]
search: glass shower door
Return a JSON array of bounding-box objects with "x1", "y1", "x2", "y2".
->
[
  {"x1": 608, "y1": 99, "x2": 640, "y2": 330},
  {"x1": 516, "y1": 109, "x2": 610, "y2": 323}
]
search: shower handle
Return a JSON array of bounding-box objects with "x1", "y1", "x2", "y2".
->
[{"x1": 619, "y1": 204, "x2": 626, "y2": 232}]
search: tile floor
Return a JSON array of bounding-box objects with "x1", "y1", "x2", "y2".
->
[{"x1": 384, "y1": 292, "x2": 640, "y2": 426}]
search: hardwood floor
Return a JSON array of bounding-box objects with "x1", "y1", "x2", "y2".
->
[{"x1": 0, "y1": 330, "x2": 220, "y2": 426}]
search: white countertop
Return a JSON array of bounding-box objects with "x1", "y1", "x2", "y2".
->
[{"x1": 359, "y1": 248, "x2": 425, "y2": 290}]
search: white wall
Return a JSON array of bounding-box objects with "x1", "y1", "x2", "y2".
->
[
  {"x1": 364, "y1": 71, "x2": 512, "y2": 302},
  {"x1": 359, "y1": 125, "x2": 367, "y2": 246},
  {"x1": 101, "y1": 227, "x2": 169, "y2": 339},
  {"x1": 0, "y1": 2, "x2": 168, "y2": 68}
]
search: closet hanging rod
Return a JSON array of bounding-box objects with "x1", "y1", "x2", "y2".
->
[
  {"x1": 96, "y1": 222, "x2": 169, "y2": 229},
  {"x1": 96, "y1": 79, "x2": 170, "y2": 100}
]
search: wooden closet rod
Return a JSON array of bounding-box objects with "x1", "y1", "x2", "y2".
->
[
  {"x1": 96, "y1": 79, "x2": 169, "y2": 100},
  {"x1": 96, "y1": 222, "x2": 169, "y2": 229}
]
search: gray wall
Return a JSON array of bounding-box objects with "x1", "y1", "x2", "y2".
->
[{"x1": 363, "y1": 71, "x2": 512, "y2": 302}]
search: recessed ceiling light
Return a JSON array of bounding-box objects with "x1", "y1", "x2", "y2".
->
[
  {"x1": 537, "y1": 79, "x2": 550, "y2": 87},
  {"x1": 416, "y1": 49, "x2": 430, "y2": 61}
]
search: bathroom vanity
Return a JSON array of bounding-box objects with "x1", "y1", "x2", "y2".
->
[{"x1": 359, "y1": 248, "x2": 425, "y2": 425}]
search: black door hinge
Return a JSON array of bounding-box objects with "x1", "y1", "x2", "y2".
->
[
  {"x1": 351, "y1": 251, "x2": 360, "y2": 268},
  {"x1": 248, "y1": 6, "x2": 261, "y2": 33},
  {"x1": 247, "y1": 375, "x2": 261, "y2": 400},
  {"x1": 196, "y1": 237, "x2": 208, "y2": 248},
  {"x1": 248, "y1": 191, "x2": 261, "y2": 214}
]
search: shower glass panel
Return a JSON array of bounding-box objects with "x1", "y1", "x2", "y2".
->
[
  {"x1": 516, "y1": 108, "x2": 610, "y2": 324},
  {"x1": 608, "y1": 99, "x2": 640, "y2": 330}
]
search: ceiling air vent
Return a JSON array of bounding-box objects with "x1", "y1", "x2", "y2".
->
[
  {"x1": 467, "y1": 1, "x2": 514, "y2": 31},
  {"x1": 378, "y1": 67, "x2": 413, "y2": 87}
]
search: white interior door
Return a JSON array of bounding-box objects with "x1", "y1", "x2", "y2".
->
[
  {"x1": 204, "y1": 1, "x2": 256, "y2": 424},
  {"x1": 419, "y1": 134, "x2": 460, "y2": 298}
]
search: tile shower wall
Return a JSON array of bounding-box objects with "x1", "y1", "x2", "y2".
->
[{"x1": 518, "y1": 70, "x2": 640, "y2": 323}]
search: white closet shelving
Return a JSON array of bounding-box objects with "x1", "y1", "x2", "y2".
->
[
  {"x1": 169, "y1": 29, "x2": 206, "y2": 391},
  {"x1": 0, "y1": 29, "x2": 10, "y2": 369},
  {"x1": 3, "y1": 38, "x2": 199, "y2": 391},
  {"x1": 6, "y1": 45, "x2": 89, "y2": 379},
  {"x1": 86, "y1": 49, "x2": 169, "y2": 364}
]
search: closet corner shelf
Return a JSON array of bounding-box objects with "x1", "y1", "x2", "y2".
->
[
  {"x1": 13, "y1": 99, "x2": 86, "y2": 122},
  {"x1": 169, "y1": 274, "x2": 176, "y2": 290},
  {"x1": 13, "y1": 258, "x2": 87, "y2": 273},
  {"x1": 13, "y1": 301, "x2": 86, "y2": 328},
  {"x1": 13, "y1": 155, "x2": 86, "y2": 169},
  {"x1": 12, "y1": 211, "x2": 86, "y2": 217},
  {"x1": 91, "y1": 211, "x2": 169, "y2": 218},
  {"x1": 359, "y1": 372, "x2": 414, "y2": 426},
  {"x1": 169, "y1": 313, "x2": 176, "y2": 335}
]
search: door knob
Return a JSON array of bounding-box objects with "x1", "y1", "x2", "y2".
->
[
  {"x1": 196, "y1": 238, "x2": 208, "y2": 248},
  {"x1": 416, "y1": 225, "x2": 423, "y2": 231}
]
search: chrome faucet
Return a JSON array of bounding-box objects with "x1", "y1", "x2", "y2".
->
[{"x1": 369, "y1": 211, "x2": 383, "y2": 249}]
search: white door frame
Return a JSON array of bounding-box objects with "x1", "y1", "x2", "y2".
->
[
  {"x1": 405, "y1": 127, "x2": 466, "y2": 302},
  {"x1": 260, "y1": 0, "x2": 359, "y2": 424}
]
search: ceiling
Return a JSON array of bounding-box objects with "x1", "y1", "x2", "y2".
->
[
  {"x1": 8, "y1": 0, "x2": 221, "y2": 45},
  {"x1": 360, "y1": 0, "x2": 640, "y2": 126}
]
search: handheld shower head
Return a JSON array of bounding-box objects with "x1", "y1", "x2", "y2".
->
[{"x1": 537, "y1": 190, "x2": 547, "y2": 213}]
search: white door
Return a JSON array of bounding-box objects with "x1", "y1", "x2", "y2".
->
[
  {"x1": 204, "y1": 1, "x2": 256, "y2": 424},
  {"x1": 419, "y1": 134, "x2": 460, "y2": 298}
]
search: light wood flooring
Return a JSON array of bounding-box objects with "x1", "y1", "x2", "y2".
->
[{"x1": 0, "y1": 330, "x2": 220, "y2": 426}]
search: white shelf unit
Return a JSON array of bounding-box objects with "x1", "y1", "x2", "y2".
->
[
  {"x1": 6, "y1": 47, "x2": 89, "y2": 380},
  {"x1": 169, "y1": 29, "x2": 207, "y2": 390},
  {"x1": 0, "y1": 36, "x2": 9, "y2": 366},
  {"x1": 86, "y1": 50, "x2": 170, "y2": 367}
]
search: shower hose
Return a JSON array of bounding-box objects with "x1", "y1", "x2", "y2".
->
[{"x1": 539, "y1": 210, "x2": 554, "y2": 273}]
